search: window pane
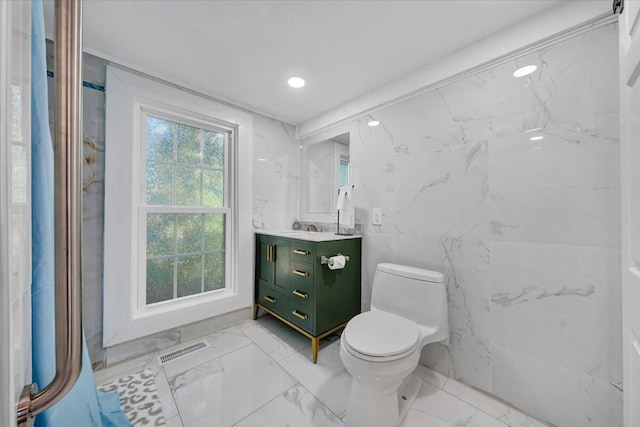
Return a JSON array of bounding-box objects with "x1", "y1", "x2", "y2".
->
[
  {"x1": 147, "y1": 257, "x2": 174, "y2": 304},
  {"x1": 204, "y1": 214, "x2": 225, "y2": 252},
  {"x1": 147, "y1": 213, "x2": 174, "y2": 256},
  {"x1": 203, "y1": 130, "x2": 224, "y2": 168},
  {"x1": 177, "y1": 123, "x2": 202, "y2": 164},
  {"x1": 176, "y1": 165, "x2": 201, "y2": 206},
  {"x1": 177, "y1": 255, "x2": 202, "y2": 297},
  {"x1": 140, "y1": 113, "x2": 230, "y2": 307},
  {"x1": 177, "y1": 214, "x2": 202, "y2": 254},
  {"x1": 203, "y1": 169, "x2": 224, "y2": 207},
  {"x1": 146, "y1": 116, "x2": 174, "y2": 162},
  {"x1": 146, "y1": 161, "x2": 173, "y2": 205},
  {"x1": 339, "y1": 161, "x2": 349, "y2": 186},
  {"x1": 204, "y1": 252, "x2": 225, "y2": 292}
]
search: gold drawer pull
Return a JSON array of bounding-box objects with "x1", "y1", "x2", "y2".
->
[
  {"x1": 293, "y1": 249, "x2": 310, "y2": 256},
  {"x1": 263, "y1": 295, "x2": 276, "y2": 303},
  {"x1": 292, "y1": 269, "x2": 309, "y2": 277},
  {"x1": 292, "y1": 289, "x2": 308, "y2": 299},
  {"x1": 292, "y1": 310, "x2": 308, "y2": 320}
]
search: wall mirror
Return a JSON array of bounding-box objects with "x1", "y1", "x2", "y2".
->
[{"x1": 299, "y1": 133, "x2": 350, "y2": 217}]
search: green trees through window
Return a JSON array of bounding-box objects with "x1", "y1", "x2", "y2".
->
[{"x1": 144, "y1": 114, "x2": 228, "y2": 304}]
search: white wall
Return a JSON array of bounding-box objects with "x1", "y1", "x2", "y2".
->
[
  {"x1": 44, "y1": 46, "x2": 300, "y2": 365},
  {"x1": 302, "y1": 23, "x2": 622, "y2": 427}
]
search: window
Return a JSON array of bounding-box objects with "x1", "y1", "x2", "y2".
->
[
  {"x1": 339, "y1": 155, "x2": 350, "y2": 187},
  {"x1": 141, "y1": 112, "x2": 231, "y2": 305},
  {"x1": 103, "y1": 66, "x2": 253, "y2": 346}
]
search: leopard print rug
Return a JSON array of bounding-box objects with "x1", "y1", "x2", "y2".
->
[{"x1": 98, "y1": 369, "x2": 166, "y2": 426}]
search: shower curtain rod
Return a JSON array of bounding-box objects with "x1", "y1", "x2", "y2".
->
[{"x1": 17, "y1": 0, "x2": 84, "y2": 424}]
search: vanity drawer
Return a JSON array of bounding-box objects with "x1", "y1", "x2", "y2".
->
[
  {"x1": 258, "y1": 287, "x2": 287, "y2": 318},
  {"x1": 290, "y1": 260, "x2": 314, "y2": 286},
  {"x1": 290, "y1": 241, "x2": 315, "y2": 263},
  {"x1": 288, "y1": 300, "x2": 314, "y2": 334},
  {"x1": 290, "y1": 279, "x2": 314, "y2": 308}
]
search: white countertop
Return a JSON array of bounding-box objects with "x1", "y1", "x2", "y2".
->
[{"x1": 255, "y1": 229, "x2": 362, "y2": 242}]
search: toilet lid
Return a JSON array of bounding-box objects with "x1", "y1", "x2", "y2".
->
[{"x1": 344, "y1": 311, "x2": 420, "y2": 358}]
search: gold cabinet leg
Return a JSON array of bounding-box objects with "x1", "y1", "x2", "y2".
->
[
  {"x1": 312, "y1": 337, "x2": 319, "y2": 364},
  {"x1": 253, "y1": 304, "x2": 259, "y2": 320}
]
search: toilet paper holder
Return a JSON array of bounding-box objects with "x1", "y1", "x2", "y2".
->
[{"x1": 321, "y1": 254, "x2": 350, "y2": 265}]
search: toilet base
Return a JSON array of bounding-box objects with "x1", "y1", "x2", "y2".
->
[
  {"x1": 344, "y1": 378, "x2": 399, "y2": 427},
  {"x1": 344, "y1": 373, "x2": 423, "y2": 427},
  {"x1": 397, "y1": 374, "x2": 422, "y2": 425}
]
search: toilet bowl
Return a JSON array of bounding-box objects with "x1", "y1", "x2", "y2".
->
[{"x1": 340, "y1": 263, "x2": 449, "y2": 427}]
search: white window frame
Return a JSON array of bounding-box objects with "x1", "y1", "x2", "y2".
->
[
  {"x1": 103, "y1": 66, "x2": 253, "y2": 346},
  {"x1": 136, "y1": 107, "x2": 233, "y2": 311}
]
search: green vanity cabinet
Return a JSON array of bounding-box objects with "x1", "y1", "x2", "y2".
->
[
  {"x1": 256, "y1": 236, "x2": 290, "y2": 294},
  {"x1": 254, "y1": 232, "x2": 362, "y2": 363}
]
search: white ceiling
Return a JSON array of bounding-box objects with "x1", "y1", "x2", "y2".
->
[{"x1": 44, "y1": 0, "x2": 561, "y2": 125}]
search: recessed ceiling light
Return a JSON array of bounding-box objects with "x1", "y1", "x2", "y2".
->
[
  {"x1": 368, "y1": 120, "x2": 380, "y2": 127},
  {"x1": 258, "y1": 158, "x2": 268, "y2": 162},
  {"x1": 288, "y1": 77, "x2": 305, "y2": 88},
  {"x1": 524, "y1": 127, "x2": 541, "y2": 133},
  {"x1": 513, "y1": 65, "x2": 537, "y2": 78},
  {"x1": 529, "y1": 136, "x2": 544, "y2": 141}
]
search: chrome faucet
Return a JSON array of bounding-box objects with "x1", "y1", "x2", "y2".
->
[{"x1": 305, "y1": 224, "x2": 318, "y2": 232}]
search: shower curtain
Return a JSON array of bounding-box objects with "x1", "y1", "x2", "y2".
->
[{"x1": 30, "y1": 1, "x2": 131, "y2": 425}]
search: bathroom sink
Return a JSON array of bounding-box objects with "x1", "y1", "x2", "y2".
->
[{"x1": 255, "y1": 229, "x2": 361, "y2": 242}]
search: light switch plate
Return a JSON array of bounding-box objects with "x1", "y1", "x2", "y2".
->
[{"x1": 372, "y1": 208, "x2": 383, "y2": 225}]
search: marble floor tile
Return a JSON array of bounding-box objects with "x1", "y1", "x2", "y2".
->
[
  {"x1": 239, "y1": 315, "x2": 311, "y2": 362},
  {"x1": 233, "y1": 384, "x2": 343, "y2": 427},
  {"x1": 441, "y1": 376, "x2": 467, "y2": 397},
  {"x1": 413, "y1": 364, "x2": 449, "y2": 389},
  {"x1": 162, "y1": 326, "x2": 252, "y2": 378},
  {"x1": 94, "y1": 352, "x2": 159, "y2": 384},
  {"x1": 155, "y1": 368, "x2": 179, "y2": 420},
  {"x1": 98, "y1": 323, "x2": 549, "y2": 427},
  {"x1": 400, "y1": 382, "x2": 507, "y2": 427},
  {"x1": 278, "y1": 337, "x2": 352, "y2": 419},
  {"x1": 443, "y1": 378, "x2": 551, "y2": 427},
  {"x1": 169, "y1": 343, "x2": 296, "y2": 427},
  {"x1": 165, "y1": 415, "x2": 184, "y2": 427}
]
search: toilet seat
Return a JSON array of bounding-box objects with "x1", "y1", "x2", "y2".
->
[{"x1": 343, "y1": 310, "x2": 420, "y2": 362}]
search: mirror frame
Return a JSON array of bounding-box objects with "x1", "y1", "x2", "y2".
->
[{"x1": 298, "y1": 126, "x2": 354, "y2": 224}]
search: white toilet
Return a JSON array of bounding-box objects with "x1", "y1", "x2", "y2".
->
[{"x1": 340, "y1": 263, "x2": 449, "y2": 427}]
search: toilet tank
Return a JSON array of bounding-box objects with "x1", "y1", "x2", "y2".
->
[{"x1": 371, "y1": 263, "x2": 448, "y2": 342}]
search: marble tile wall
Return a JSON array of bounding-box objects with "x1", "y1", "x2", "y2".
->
[
  {"x1": 45, "y1": 44, "x2": 300, "y2": 366},
  {"x1": 303, "y1": 23, "x2": 622, "y2": 426},
  {"x1": 252, "y1": 114, "x2": 300, "y2": 230}
]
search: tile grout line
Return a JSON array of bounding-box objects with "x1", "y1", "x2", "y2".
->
[
  {"x1": 167, "y1": 340, "x2": 291, "y2": 426},
  {"x1": 228, "y1": 383, "x2": 302, "y2": 427},
  {"x1": 162, "y1": 340, "x2": 255, "y2": 392},
  {"x1": 239, "y1": 318, "x2": 320, "y2": 365},
  {"x1": 275, "y1": 347, "x2": 348, "y2": 422},
  {"x1": 405, "y1": 394, "x2": 509, "y2": 427},
  {"x1": 297, "y1": 381, "x2": 345, "y2": 423},
  {"x1": 160, "y1": 365, "x2": 182, "y2": 423},
  {"x1": 439, "y1": 381, "x2": 505, "y2": 423},
  {"x1": 422, "y1": 365, "x2": 549, "y2": 426},
  {"x1": 438, "y1": 377, "x2": 547, "y2": 427}
]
